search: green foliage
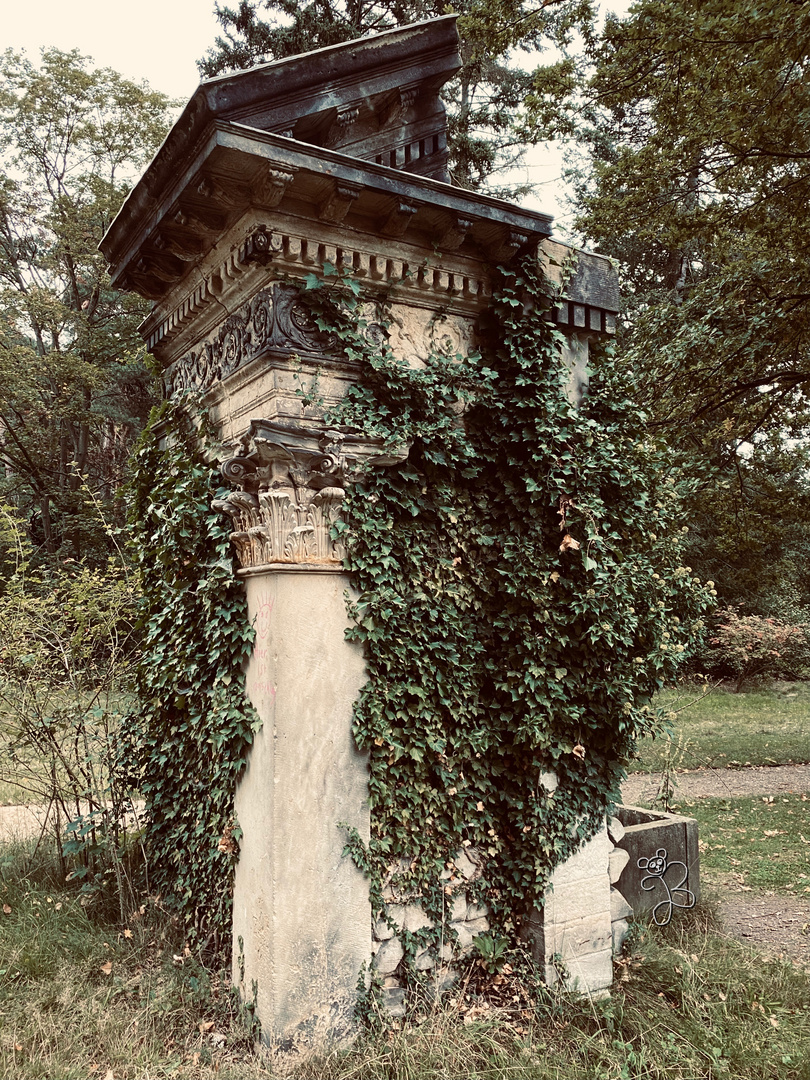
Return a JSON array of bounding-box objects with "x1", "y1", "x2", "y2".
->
[
  {"x1": 0, "y1": 501, "x2": 141, "y2": 918},
  {"x1": 679, "y1": 435, "x2": 810, "y2": 621},
  {"x1": 554, "y1": 0, "x2": 810, "y2": 627},
  {"x1": 0, "y1": 48, "x2": 173, "y2": 563},
  {"x1": 702, "y1": 609, "x2": 810, "y2": 691},
  {"x1": 471, "y1": 932, "x2": 510, "y2": 973},
  {"x1": 301, "y1": 257, "x2": 711, "y2": 947},
  {"x1": 124, "y1": 401, "x2": 260, "y2": 947},
  {"x1": 566, "y1": 0, "x2": 810, "y2": 441}
]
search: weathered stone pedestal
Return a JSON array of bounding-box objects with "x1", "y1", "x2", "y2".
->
[
  {"x1": 233, "y1": 566, "x2": 370, "y2": 1053},
  {"x1": 101, "y1": 12, "x2": 625, "y2": 1050}
]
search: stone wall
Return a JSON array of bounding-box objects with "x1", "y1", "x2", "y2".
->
[{"x1": 369, "y1": 807, "x2": 638, "y2": 1016}]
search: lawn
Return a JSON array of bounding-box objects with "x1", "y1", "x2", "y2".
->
[
  {"x1": 678, "y1": 793, "x2": 810, "y2": 894},
  {"x1": 2, "y1": 840, "x2": 810, "y2": 1080},
  {"x1": 632, "y1": 681, "x2": 810, "y2": 774}
]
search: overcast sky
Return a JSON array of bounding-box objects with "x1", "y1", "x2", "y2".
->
[
  {"x1": 4, "y1": 0, "x2": 221, "y2": 99},
  {"x1": 3, "y1": 0, "x2": 628, "y2": 230}
]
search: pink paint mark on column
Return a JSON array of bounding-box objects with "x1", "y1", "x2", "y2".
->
[
  {"x1": 248, "y1": 681, "x2": 277, "y2": 701},
  {"x1": 255, "y1": 596, "x2": 275, "y2": 641}
]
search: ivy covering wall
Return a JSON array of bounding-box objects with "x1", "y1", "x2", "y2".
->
[
  {"x1": 315, "y1": 257, "x2": 711, "y2": 943},
  {"x1": 127, "y1": 256, "x2": 711, "y2": 954},
  {"x1": 126, "y1": 406, "x2": 259, "y2": 946}
]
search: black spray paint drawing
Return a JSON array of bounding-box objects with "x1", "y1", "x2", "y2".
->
[{"x1": 637, "y1": 847, "x2": 696, "y2": 926}]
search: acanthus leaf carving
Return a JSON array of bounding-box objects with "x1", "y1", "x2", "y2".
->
[{"x1": 213, "y1": 419, "x2": 408, "y2": 568}]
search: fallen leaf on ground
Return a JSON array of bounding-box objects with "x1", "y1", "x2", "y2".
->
[{"x1": 100, "y1": 961, "x2": 113, "y2": 976}]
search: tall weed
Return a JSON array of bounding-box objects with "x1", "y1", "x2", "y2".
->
[{"x1": 0, "y1": 501, "x2": 142, "y2": 922}]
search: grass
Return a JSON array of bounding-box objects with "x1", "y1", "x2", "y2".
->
[
  {"x1": 632, "y1": 681, "x2": 810, "y2": 774},
  {"x1": 673, "y1": 793, "x2": 810, "y2": 895},
  {"x1": 0, "y1": 840, "x2": 263, "y2": 1080},
  {"x1": 3, "y1": 841, "x2": 810, "y2": 1079},
  {"x1": 3, "y1": 680, "x2": 810, "y2": 1077}
]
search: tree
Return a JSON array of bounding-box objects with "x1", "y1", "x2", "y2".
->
[
  {"x1": 540, "y1": 0, "x2": 810, "y2": 619},
  {"x1": 558, "y1": 0, "x2": 810, "y2": 444},
  {"x1": 198, "y1": 0, "x2": 594, "y2": 193},
  {"x1": 683, "y1": 435, "x2": 810, "y2": 618},
  {"x1": 0, "y1": 49, "x2": 173, "y2": 561}
]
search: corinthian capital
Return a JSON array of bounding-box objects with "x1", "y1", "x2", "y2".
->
[{"x1": 213, "y1": 419, "x2": 408, "y2": 570}]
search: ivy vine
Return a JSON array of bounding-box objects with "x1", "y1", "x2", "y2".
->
[
  {"x1": 124, "y1": 402, "x2": 259, "y2": 947},
  {"x1": 124, "y1": 253, "x2": 711, "y2": 962},
  {"x1": 303, "y1": 255, "x2": 712, "y2": 948}
]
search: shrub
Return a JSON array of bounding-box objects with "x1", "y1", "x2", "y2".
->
[
  {"x1": 701, "y1": 606, "x2": 810, "y2": 690},
  {"x1": 0, "y1": 500, "x2": 142, "y2": 921}
]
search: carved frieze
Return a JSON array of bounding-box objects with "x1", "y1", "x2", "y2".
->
[
  {"x1": 163, "y1": 283, "x2": 338, "y2": 397},
  {"x1": 213, "y1": 419, "x2": 408, "y2": 568}
]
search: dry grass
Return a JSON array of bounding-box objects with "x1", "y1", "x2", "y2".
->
[{"x1": 3, "y1": 837, "x2": 810, "y2": 1079}]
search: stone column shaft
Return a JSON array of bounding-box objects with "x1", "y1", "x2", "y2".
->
[{"x1": 232, "y1": 566, "x2": 370, "y2": 1054}]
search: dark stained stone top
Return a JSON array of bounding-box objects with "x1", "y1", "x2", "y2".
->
[
  {"x1": 145, "y1": 16, "x2": 460, "y2": 192},
  {"x1": 100, "y1": 16, "x2": 618, "y2": 330},
  {"x1": 101, "y1": 121, "x2": 554, "y2": 301}
]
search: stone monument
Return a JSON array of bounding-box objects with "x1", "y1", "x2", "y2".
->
[{"x1": 101, "y1": 15, "x2": 631, "y2": 1058}]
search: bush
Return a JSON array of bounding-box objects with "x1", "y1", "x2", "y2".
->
[
  {"x1": 0, "y1": 501, "x2": 142, "y2": 921},
  {"x1": 700, "y1": 606, "x2": 810, "y2": 690}
]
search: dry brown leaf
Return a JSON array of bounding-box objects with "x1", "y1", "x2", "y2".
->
[
  {"x1": 2, "y1": 904, "x2": 11, "y2": 915},
  {"x1": 572, "y1": 744, "x2": 586, "y2": 760},
  {"x1": 104, "y1": 1070, "x2": 114, "y2": 1080},
  {"x1": 218, "y1": 824, "x2": 238, "y2": 854},
  {"x1": 199, "y1": 1020, "x2": 215, "y2": 1033},
  {"x1": 559, "y1": 533, "x2": 581, "y2": 553},
  {"x1": 100, "y1": 961, "x2": 113, "y2": 976},
  {"x1": 123, "y1": 929, "x2": 133, "y2": 939}
]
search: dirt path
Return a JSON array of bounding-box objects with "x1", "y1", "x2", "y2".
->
[
  {"x1": 0, "y1": 802, "x2": 54, "y2": 843},
  {"x1": 0, "y1": 800, "x2": 144, "y2": 844},
  {"x1": 623, "y1": 763, "x2": 810, "y2": 969},
  {"x1": 714, "y1": 891, "x2": 810, "y2": 968},
  {"x1": 622, "y1": 763, "x2": 810, "y2": 807}
]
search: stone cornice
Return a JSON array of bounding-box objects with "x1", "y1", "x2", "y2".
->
[
  {"x1": 142, "y1": 226, "x2": 620, "y2": 366},
  {"x1": 142, "y1": 224, "x2": 496, "y2": 360},
  {"x1": 101, "y1": 122, "x2": 553, "y2": 305}
]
